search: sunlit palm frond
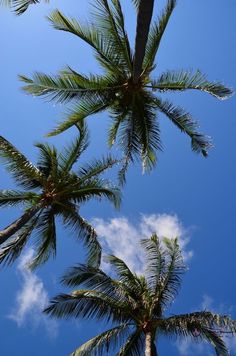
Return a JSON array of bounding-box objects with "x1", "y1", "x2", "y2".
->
[
  {"x1": 0, "y1": 136, "x2": 43, "y2": 188},
  {"x1": 151, "y1": 70, "x2": 233, "y2": 99},
  {"x1": 34, "y1": 142, "x2": 58, "y2": 179}
]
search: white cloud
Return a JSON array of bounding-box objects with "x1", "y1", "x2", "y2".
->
[
  {"x1": 93, "y1": 213, "x2": 193, "y2": 274},
  {"x1": 8, "y1": 248, "x2": 58, "y2": 338}
]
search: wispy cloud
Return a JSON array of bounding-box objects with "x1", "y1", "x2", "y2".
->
[
  {"x1": 8, "y1": 248, "x2": 58, "y2": 338},
  {"x1": 93, "y1": 213, "x2": 193, "y2": 274}
]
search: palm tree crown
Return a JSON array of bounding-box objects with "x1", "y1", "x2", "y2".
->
[
  {"x1": 20, "y1": 0, "x2": 233, "y2": 181},
  {"x1": 0, "y1": 133, "x2": 120, "y2": 268},
  {"x1": 45, "y1": 235, "x2": 236, "y2": 355}
]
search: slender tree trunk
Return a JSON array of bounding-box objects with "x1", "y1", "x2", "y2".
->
[
  {"x1": 145, "y1": 331, "x2": 152, "y2": 356},
  {"x1": 0, "y1": 203, "x2": 43, "y2": 245},
  {"x1": 133, "y1": 0, "x2": 155, "y2": 83}
]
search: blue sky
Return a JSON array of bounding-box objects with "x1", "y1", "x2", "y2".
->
[{"x1": 0, "y1": 0, "x2": 236, "y2": 354}]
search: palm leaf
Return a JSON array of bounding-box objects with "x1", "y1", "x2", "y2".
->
[
  {"x1": 151, "y1": 70, "x2": 233, "y2": 99},
  {"x1": 71, "y1": 323, "x2": 131, "y2": 356},
  {"x1": 1, "y1": 0, "x2": 49, "y2": 15},
  {"x1": 0, "y1": 190, "x2": 38, "y2": 207},
  {"x1": 153, "y1": 97, "x2": 212, "y2": 156},
  {"x1": 59, "y1": 130, "x2": 89, "y2": 173},
  {"x1": 118, "y1": 328, "x2": 144, "y2": 356},
  {"x1": 0, "y1": 216, "x2": 38, "y2": 265},
  {"x1": 143, "y1": 0, "x2": 176, "y2": 72},
  {"x1": 0, "y1": 136, "x2": 43, "y2": 188},
  {"x1": 28, "y1": 208, "x2": 56, "y2": 269},
  {"x1": 47, "y1": 96, "x2": 111, "y2": 137},
  {"x1": 47, "y1": 10, "x2": 125, "y2": 77}
]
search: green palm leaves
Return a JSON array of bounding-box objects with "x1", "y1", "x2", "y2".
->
[
  {"x1": 0, "y1": 134, "x2": 120, "y2": 268},
  {"x1": 20, "y1": 0, "x2": 233, "y2": 175},
  {"x1": 1, "y1": 0, "x2": 49, "y2": 15},
  {"x1": 45, "y1": 235, "x2": 236, "y2": 355}
]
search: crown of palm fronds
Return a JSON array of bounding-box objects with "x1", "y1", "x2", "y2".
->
[
  {"x1": 20, "y1": 0, "x2": 233, "y2": 183},
  {"x1": 45, "y1": 235, "x2": 236, "y2": 355},
  {"x1": 0, "y1": 133, "x2": 120, "y2": 268}
]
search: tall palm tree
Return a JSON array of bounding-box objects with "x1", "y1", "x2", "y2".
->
[
  {"x1": 0, "y1": 133, "x2": 120, "y2": 268},
  {"x1": 20, "y1": 0, "x2": 233, "y2": 181},
  {"x1": 45, "y1": 235, "x2": 236, "y2": 355},
  {"x1": 1, "y1": 0, "x2": 48, "y2": 15}
]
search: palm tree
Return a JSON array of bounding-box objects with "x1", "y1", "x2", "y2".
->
[
  {"x1": 0, "y1": 133, "x2": 120, "y2": 268},
  {"x1": 20, "y1": 0, "x2": 233, "y2": 181},
  {"x1": 1, "y1": 0, "x2": 49, "y2": 15},
  {"x1": 45, "y1": 235, "x2": 236, "y2": 355}
]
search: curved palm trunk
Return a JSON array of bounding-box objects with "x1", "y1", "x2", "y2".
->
[
  {"x1": 0, "y1": 202, "x2": 43, "y2": 245},
  {"x1": 133, "y1": 0, "x2": 155, "y2": 83}
]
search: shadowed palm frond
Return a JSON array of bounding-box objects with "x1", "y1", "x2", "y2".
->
[
  {"x1": 117, "y1": 328, "x2": 144, "y2": 356},
  {"x1": 1, "y1": 0, "x2": 49, "y2": 15},
  {"x1": 71, "y1": 323, "x2": 132, "y2": 356},
  {"x1": 0, "y1": 216, "x2": 39, "y2": 265},
  {"x1": 157, "y1": 238, "x2": 185, "y2": 308},
  {"x1": 0, "y1": 190, "x2": 37, "y2": 207},
  {"x1": 141, "y1": 234, "x2": 166, "y2": 294},
  {"x1": 153, "y1": 97, "x2": 212, "y2": 156}
]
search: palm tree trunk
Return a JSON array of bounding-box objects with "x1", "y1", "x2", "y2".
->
[
  {"x1": 133, "y1": 0, "x2": 155, "y2": 83},
  {"x1": 145, "y1": 331, "x2": 152, "y2": 356},
  {"x1": 0, "y1": 203, "x2": 42, "y2": 245}
]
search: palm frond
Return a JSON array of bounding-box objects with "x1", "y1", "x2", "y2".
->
[
  {"x1": 143, "y1": 0, "x2": 176, "y2": 72},
  {"x1": 0, "y1": 190, "x2": 38, "y2": 207},
  {"x1": 28, "y1": 209, "x2": 56, "y2": 269},
  {"x1": 47, "y1": 95, "x2": 112, "y2": 137},
  {"x1": 0, "y1": 136, "x2": 43, "y2": 188},
  {"x1": 20, "y1": 72, "x2": 108, "y2": 103},
  {"x1": 0, "y1": 217, "x2": 38, "y2": 265},
  {"x1": 92, "y1": 0, "x2": 132, "y2": 72},
  {"x1": 59, "y1": 130, "x2": 89, "y2": 173},
  {"x1": 71, "y1": 323, "x2": 131, "y2": 356},
  {"x1": 44, "y1": 290, "x2": 128, "y2": 324},
  {"x1": 153, "y1": 97, "x2": 212, "y2": 156},
  {"x1": 59, "y1": 203, "x2": 101, "y2": 267},
  {"x1": 34, "y1": 142, "x2": 58, "y2": 179},
  {"x1": 157, "y1": 238, "x2": 185, "y2": 308},
  {"x1": 77, "y1": 155, "x2": 119, "y2": 183},
  {"x1": 1, "y1": 0, "x2": 49, "y2": 15},
  {"x1": 141, "y1": 234, "x2": 166, "y2": 295},
  {"x1": 151, "y1": 70, "x2": 233, "y2": 99},
  {"x1": 47, "y1": 10, "x2": 126, "y2": 77},
  {"x1": 118, "y1": 328, "x2": 144, "y2": 356},
  {"x1": 161, "y1": 311, "x2": 236, "y2": 355}
]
